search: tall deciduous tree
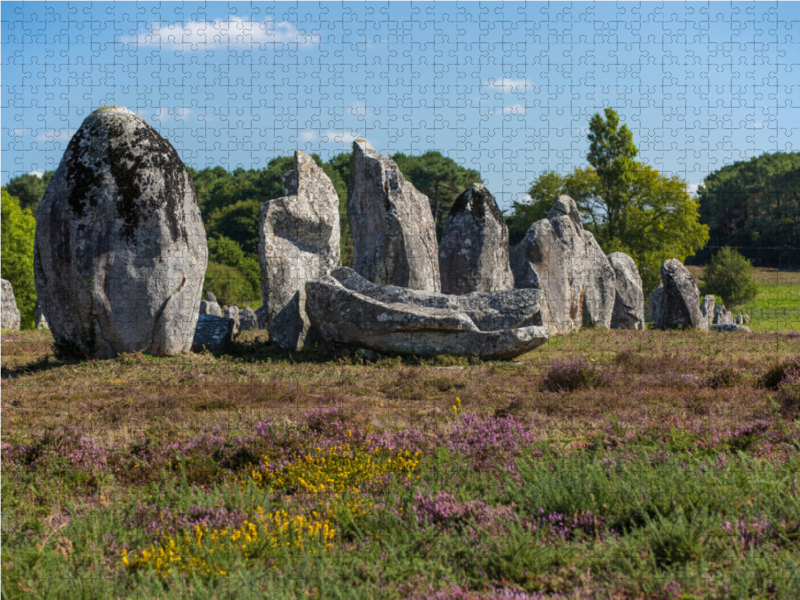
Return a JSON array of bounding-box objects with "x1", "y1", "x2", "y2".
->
[
  {"x1": 4, "y1": 171, "x2": 53, "y2": 216},
  {"x1": 1, "y1": 188, "x2": 37, "y2": 327}
]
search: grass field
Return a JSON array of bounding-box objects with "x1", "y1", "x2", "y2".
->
[
  {"x1": 687, "y1": 266, "x2": 800, "y2": 332},
  {"x1": 3, "y1": 327, "x2": 800, "y2": 599}
]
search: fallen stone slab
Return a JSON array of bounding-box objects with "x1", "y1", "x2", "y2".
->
[
  {"x1": 192, "y1": 315, "x2": 235, "y2": 353},
  {"x1": 305, "y1": 267, "x2": 548, "y2": 360},
  {"x1": 711, "y1": 324, "x2": 752, "y2": 333}
]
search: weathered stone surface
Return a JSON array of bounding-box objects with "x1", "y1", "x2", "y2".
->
[
  {"x1": 510, "y1": 196, "x2": 615, "y2": 335},
  {"x1": 239, "y1": 308, "x2": 259, "y2": 332},
  {"x1": 735, "y1": 313, "x2": 751, "y2": 325},
  {"x1": 348, "y1": 140, "x2": 440, "y2": 292},
  {"x1": 34, "y1": 301, "x2": 49, "y2": 330},
  {"x1": 607, "y1": 252, "x2": 644, "y2": 330},
  {"x1": 192, "y1": 315, "x2": 234, "y2": 353},
  {"x1": 34, "y1": 106, "x2": 207, "y2": 358},
  {"x1": 438, "y1": 183, "x2": 513, "y2": 295},
  {"x1": 700, "y1": 295, "x2": 716, "y2": 327},
  {"x1": 712, "y1": 324, "x2": 752, "y2": 333},
  {"x1": 659, "y1": 259, "x2": 708, "y2": 330},
  {"x1": 255, "y1": 305, "x2": 268, "y2": 330},
  {"x1": 259, "y1": 151, "x2": 340, "y2": 351},
  {"x1": 199, "y1": 298, "x2": 222, "y2": 317},
  {"x1": 1, "y1": 279, "x2": 21, "y2": 330},
  {"x1": 649, "y1": 285, "x2": 664, "y2": 326},
  {"x1": 224, "y1": 306, "x2": 240, "y2": 335},
  {"x1": 305, "y1": 267, "x2": 548, "y2": 360},
  {"x1": 713, "y1": 304, "x2": 734, "y2": 326}
]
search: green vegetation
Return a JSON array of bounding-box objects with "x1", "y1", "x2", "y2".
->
[
  {"x1": 1, "y1": 188, "x2": 37, "y2": 328},
  {"x1": 696, "y1": 151, "x2": 800, "y2": 264},
  {"x1": 4, "y1": 171, "x2": 52, "y2": 216},
  {"x1": 505, "y1": 108, "x2": 710, "y2": 295},
  {"x1": 703, "y1": 247, "x2": 759, "y2": 307},
  {"x1": 3, "y1": 328, "x2": 800, "y2": 598}
]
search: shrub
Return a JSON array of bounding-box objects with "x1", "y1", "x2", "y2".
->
[
  {"x1": 542, "y1": 358, "x2": 613, "y2": 392},
  {"x1": 761, "y1": 356, "x2": 800, "y2": 390},
  {"x1": 703, "y1": 247, "x2": 758, "y2": 307},
  {"x1": 707, "y1": 366, "x2": 744, "y2": 389},
  {"x1": 203, "y1": 261, "x2": 259, "y2": 306}
]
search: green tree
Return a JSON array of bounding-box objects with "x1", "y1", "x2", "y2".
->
[
  {"x1": 203, "y1": 262, "x2": 260, "y2": 307},
  {"x1": 505, "y1": 171, "x2": 566, "y2": 244},
  {"x1": 703, "y1": 247, "x2": 758, "y2": 307},
  {"x1": 392, "y1": 151, "x2": 482, "y2": 236},
  {"x1": 5, "y1": 171, "x2": 53, "y2": 216},
  {"x1": 1, "y1": 188, "x2": 37, "y2": 328},
  {"x1": 206, "y1": 200, "x2": 262, "y2": 256}
]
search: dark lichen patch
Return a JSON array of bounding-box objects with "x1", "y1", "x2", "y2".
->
[{"x1": 64, "y1": 122, "x2": 104, "y2": 219}]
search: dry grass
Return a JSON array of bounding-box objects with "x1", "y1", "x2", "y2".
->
[
  {"x1": 687, "y1": 264, "x2": 800, "y2": 286},
  {"x1": 3, "y1": 327, "x2": 797, "y2": 448}
]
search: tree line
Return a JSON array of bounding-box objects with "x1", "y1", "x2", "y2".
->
[{"x1": 3, "y1": 108, "x2": 797, "y2": 328}]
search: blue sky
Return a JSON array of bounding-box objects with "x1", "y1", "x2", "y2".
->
[{"x1": 3, "y1": 1, "x2": 799, "y2": 209}]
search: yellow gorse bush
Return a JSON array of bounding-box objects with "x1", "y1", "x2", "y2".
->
[{"x1": 122, "y1": 506, "x2": 335, "y2": 579}]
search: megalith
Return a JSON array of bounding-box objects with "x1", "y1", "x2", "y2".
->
[
  {"x1": 607, "y1": 252, "x2": 645, "y2": 330},
  {"x1": 1, "y1": 279, "x2": 21, "y2": 330},
  {"x1": 510, "y1": 196, "x2": 616, "y2": 335},
  {"x1": 348, "y1": 139, "x2": 440, "y2": 291},
  {"x1": 258, "y1": 150, "x2": 340, "y2": 351},
  {"x1": 34, "y1": 106, "x2": 207, "y2": 358},
  {"x1": 438, "y1": 183, "x2": 514, "y2": 294},
  {"x1": 659, "y1": 259, "x2": 708, "y2": 330}
]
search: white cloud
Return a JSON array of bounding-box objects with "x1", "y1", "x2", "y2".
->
[
  {"x1": 298, "y1": 131, "x2": 317, "y2": 142},
  {"x1": 752, "y1": 121, "x2": 765, "y2": 129},
  {"x1": 28, "y1": 169, "x2": 45, "y2": 178},
  {"x1": 122, "y1": 16, "x2": 320, "y2": 49},
  {"x1": 36, "y1": 129, "x2": 76, "y2": 142},
  {"x1": 483, "y1": 78, "x2": 533, "y2": 93},
  {"x1": 151, "y1": 107, "x2": 191, "y2": 123},
  {"x1": 324, "y1": 130, "x2": 360, "y2": 144},
  {"x1": 519, "y1": 193, "x2": 534, "y2": 204},
  {"x1": 686, "y1": 182, "x2": 703, "y2": 195},
  {"x1": 502, "y1": 104, "x2": 526, "y2": 115},
  {"x1": 10, "y1": 128, "x2": 30, "y2": 136}
]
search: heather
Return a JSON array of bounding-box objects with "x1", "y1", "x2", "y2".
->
[{"x1": 3, "y1": 328, "x2": 800, "y2": 598}]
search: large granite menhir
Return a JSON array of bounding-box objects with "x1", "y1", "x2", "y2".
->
[
  {"x1": 259, "y1": 151, "x2": 340, "y2": 351},
  {"x1": 305, "y1": 267, "x2": 548, "y2": 359},
  {"x1": 34, "y1": 106, "x2": 207, "y2": 358},
  {"x1": 510, "y1": 196, "x2": 616, "y2": 335},
  {"x1": 438, "y1": 183, "x2": 514, "y2": 295},
  {"x1": 1, "y1": 279, "x2": 21, "y2": 330},
  {"x1": 607, "y1": 252, "x2": 644, "y2": 330},
  {"x1": 656, "y1": 259, "x2": 708, "y2": 330},
  {"x1": 348, "y1": 140, "x2": 440, "y2": 292}
]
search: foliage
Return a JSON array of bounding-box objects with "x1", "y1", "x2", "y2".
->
[
  {"x1": 4, "y1": 171, "x2": 53, "y2": 215},
  {"x1": 205, "y1": 199, "x2": 262, "y2": 256},
  {"x1": 505, "y1": 110, "x2": 709, "y2": 295},
  {"x1": 760, "y1": 355, "x2": 800, "y2": 390},
  {"x1": 203, "y1": 261, "x2": 259, "y2": 307},
  {"x1": 1, "y1": 188, "x2": 37, "y2": 328},
  {"x1": 696, "y1": 151, "x2": 800, "y2": 264},
  {"x1": 703, "y1": 247, "x2": 758, "y2": 307},
  {"x1": 392, "y1": 151, "x2": 482, "y2": 236}
]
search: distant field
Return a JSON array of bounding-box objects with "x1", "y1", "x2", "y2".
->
[{"x1": 687, "y1": 265, "x2": 800, "y2": 331}]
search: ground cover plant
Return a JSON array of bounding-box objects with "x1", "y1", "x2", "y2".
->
[{"x1": 3, "y1": 328, "x2": 800, "y2": 599}]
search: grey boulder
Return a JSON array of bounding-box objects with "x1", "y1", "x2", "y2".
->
[
  {"x1": 713, "y1": 304, "x2": 734, "y2": 326},
  {"x1": 199, "y1": 294, "x2": 223, "y2": 317},
  {"x1": 192, "y1": 314, "x2": 235, "y2": 353},
  {"x1": 34, "y1": 301, "x2": 49, "y2": 330},
  {"x1": 700, "y1": 295, "x2": 716, "y2": 327},
  {"x1": 239, "y1": 308, "x2": 259, "y2": 332},
  {"x1": 649, "y1": 285, "x2": 664, "y2": 326},
  {"x1": 255, "y1": 305, "x2": 268, "y2": 330},
  {"x1": 1, "y1": 279, "x2": 21, "y2": 330},
  {"x1": 510, "y1": 196, "x2": 615, "y2": 335},
  {"x1": 658, "y1": 259, "x2": 708, "y2": 330},
  {"x1": 305, "y1": 267, "x2": 548, "y2": 360},
  {"x1": 348, "y1": 140, "x2": 440, "y2": 292},
  {"x1": 438, "y1": 183, "x2": 514, "y2": 295},
  {"x1": 224, "y1": 306, "x2": 240, "y2": 335},
  {"x1": 34, "y1": 106, "x2": 207, "y2": 358},
  {"x1": 712, "y1": 324, "x2": 752, "y2": 333},
  {"x1": 607, "y1": 252, "x2": 644, "y2": 330},
  {"x1": 259, "y1": 151, "x2": 340, "y2": 351}
]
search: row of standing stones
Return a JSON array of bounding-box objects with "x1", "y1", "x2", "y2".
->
[{"x1": 2, "y1": 106, "x2": 749, "y2": 359}]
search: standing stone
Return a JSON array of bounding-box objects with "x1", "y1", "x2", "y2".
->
[
  {"x1": 259, "y1": 150, "x2": 340, "y2": 351},
  {"x1": 33, "y1": 106, "x2": 207, "y2": 358},
  {"x1": 1, "y1": 279, "x2": 21, "y2": 330},
  {"x1": 348, "y1": 139, "x2": 440, "y2": 292},
  {"x1": 192, "y1": 315, "x2": 234, "y2": 353},
  {"x1": 713, "y1": 304, "x2": 734, "y2": 326},
  {"x1": 607, "y1": 252, "x2": 645, "y2": 330},
  {"x1": 438, "y1": 183, "x2": 514, "y2": 294},
  {"x1": 659, "y1": 259, "x2": 708, "y2": 330},
  {"x1": 199, "y1": 292, "x2": 223, "y2": 317},
  {"x1": 510, "y1": 196, "x2": 615, "y2": 335},
  {"x1": 255, "y1": 305, "x2": 268, "y2": 330},
  {"x1": 649, "y1": 285, "x2": 664, "y2": 326},
  {"x1": 34, "y1": 300, "x2": 49, "y2": 330},
  {"x1": 239, "y1": 308, "x2": 259, "y2": 332},
  {"x1": 224, "y1": 305, "x2": 240, "y2": 335},
  {"x1": 700, "y1": 295, "x2": 716, "y2": 327}
]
